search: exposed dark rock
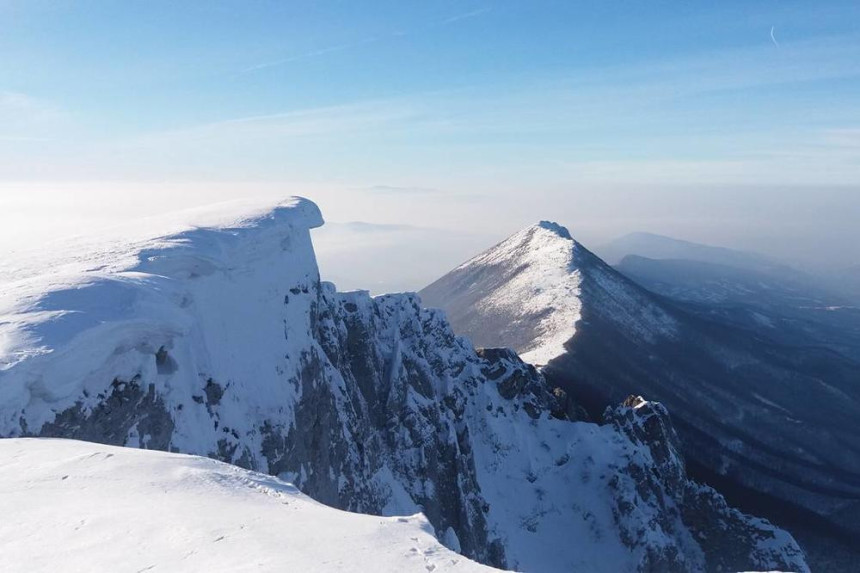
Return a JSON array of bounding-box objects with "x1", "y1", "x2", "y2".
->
[
  {"x1": 155, "y1": 346, "x2": 178, "y2": 375},
  {"x1": 203, "y1": 378, "x2": 223, "y2": 407},
  {"x1": 39, "y1": 375, "x2": 174, "y2": 450}
]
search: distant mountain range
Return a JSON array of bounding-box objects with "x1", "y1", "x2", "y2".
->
[
  {"x1": 596, "y1": 232, "x2": 783, "y2": 270},
  {"x1": 598, "y1": 231, "x2": 860, "y2": 304}
]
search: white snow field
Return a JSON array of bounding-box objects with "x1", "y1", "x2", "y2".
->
[{"x1": 0, "y1": 438, "x2": 494, "y2": 573}]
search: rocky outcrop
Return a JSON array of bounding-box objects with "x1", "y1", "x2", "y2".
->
[{"x1": 605, "y1": 397, "x2": 807, "y2": 572}]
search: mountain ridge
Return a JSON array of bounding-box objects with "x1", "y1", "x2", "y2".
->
[
  {"x1": 596, "y1": 231, "x2": 783, "y2": 270},
  {"x1": 0, "y1": 200, "x2": 808, "y2": 572},
  {"x1": 420, "y1": 220, "x2": 860, "y2": 568}
]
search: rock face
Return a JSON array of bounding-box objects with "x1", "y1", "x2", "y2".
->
[
  {"x1": 0, "y1": 199, "x2": 807, "y2": 572},
  {"x1": 605, "y1": 397, "x2": 807, "y2": 573},
  {"x1": 420, "y1": 220, "x2": 860, "y2": 551}
]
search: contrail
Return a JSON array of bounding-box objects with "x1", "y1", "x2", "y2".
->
[{"x1": 770, "y1": 26, "x2": 780, "y2": 48}]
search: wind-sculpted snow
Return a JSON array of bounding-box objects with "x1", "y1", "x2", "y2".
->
[
  {"x1": 0, "y1": 198, "x2": 808, "y2": 572},
  {"x1": 1, "y1": 197, "x2": 325, "y2": 453},
  {"x1": 0, "y1": 438, "x2": 492, "y2": 573}
]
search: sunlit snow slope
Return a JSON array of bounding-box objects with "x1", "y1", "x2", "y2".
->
[
  {"x1": 420, "y1": 221, "x2": 675, "y2": 366},
  {"x1": 0, "y1": 438, "x2": 491, "y2": 573}
]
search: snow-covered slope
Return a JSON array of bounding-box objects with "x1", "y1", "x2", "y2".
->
[
  {"x1": 429, "y1": 222, "x2": 584, "y2": 365},
  {"x1": 0, "y1": 438, "x2": 491, "y2": 573},
  {"x1": 420, "y1": 221, "x2": 676, "y2": 367},
  {"x1": 0, "y1": 199, "x2": 809, "y2": 572},
  {"x1": 420, "y1": 221, "x2": 860, "y2": 566}
]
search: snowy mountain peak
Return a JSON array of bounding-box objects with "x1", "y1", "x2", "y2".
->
[
  {"x1": 421, "y1": 219, "x2": 680, "y2": 367},
  {"x1": 536, "y1": 220, "x2": 573, "y2": 240},
  {"x1": 457, "y1": 221, "x2": 577, "y2": 272},
  {"x1": 429, "y1": 222, "x2": 585, "y2": 365}
]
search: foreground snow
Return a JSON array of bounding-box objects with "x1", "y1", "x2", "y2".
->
[{"x1": 0, "y1": 438, "x2": 493, "y2": 573}]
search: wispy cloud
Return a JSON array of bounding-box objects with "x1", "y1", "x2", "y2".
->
[
  {"x1": 440, "y1": 7, "x2": 491, "y2": 25},
  {"x1": 323, "y1": 221, "x2": 425, "y2": 233},
  {"x1": 0, "y1": 136, "x2": 53, "y2": 142},
  {"x1": 0, "y1": 90, "x2": 65, "y2": 142},
  {"x1": 131, "y1": 99, "x2": 423, "y2": 145},
  {"x1": 0, "y1": 90, "x2": 63, "y2": 124},
  {"x1": 242, "y1": 36, "x2": 380, "y2": 73},
  {"x1": 242, "y1": 6, "x2": 491, "y2": 73},
  {"x1": 553, "y1": 136, "x2": 860, "y2": 186},
  {"x1": 362, "y1": 185, "x2": 440, "y2": 195},
  {"x1": 821, "y1": 128, "x2": 860, "y2": 148},
  {"x1": 7, "y1": 33, "x2": 860, "y2": 188}
]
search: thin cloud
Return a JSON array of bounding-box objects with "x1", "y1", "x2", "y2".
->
[
  {"x1": 441, "y1": 7, "x2": 491, "y2": 25},
  {"x1": 129, "y1": 99, "x2": 423, "y2": 146},
  {"x1": 770, "y1": 26, "x2": 780, "y2": 48},
  {"x1": 820, "y1": 128, "x2": 860, "y2": 149},
  {"x1": 363, "y1": 185, "x2": 440, "y2": 195},
  {"x1": 323, "y1": 221, "x2": 426, "y2": 233},
  {"x1": 242, "y1": 7, "x2": 491, "y2": 74},
  {"x1": 0, "y1": 90, "x2": 66, "y2": 141},
  {"x1": 0, "y1": 90, "x2": 63, "y2": 123},
  {"x1": 242, "y1": 36, "x2": 380, "y2": 73},
  {"x1": 0, "y1": 136, "x2": 53, "y2": 142}
]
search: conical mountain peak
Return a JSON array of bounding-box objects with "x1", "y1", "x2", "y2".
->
[{"x1": 536, "y1": 220, "x2": 572, "y2": 240}]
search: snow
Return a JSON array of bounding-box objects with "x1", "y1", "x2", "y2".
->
[
  {"x1": 452, "y1": 221, "x2": 583, "y2": 365},
  {"x1": 0, "y1": 197, "x2": 324, "y2": 454},
  {"x1": 420, "y1": 219, "x2": 679, "y2": 367},
  {"x1": 0, "y1": 438, "x2": 493, "y2": 573},
  {"x1": 465, "y1": 379, "x2": 695, "y2": 572}
]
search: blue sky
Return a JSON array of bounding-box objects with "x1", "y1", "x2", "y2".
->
[{"x1": 1, "y1": 1, "x2": 859, "y2": 280}]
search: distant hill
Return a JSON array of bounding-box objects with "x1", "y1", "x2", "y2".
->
[
  {"x1": 596, "y1": 231, "x2": 782, "y2": 270},
  {"x1": 615, "y1": 254, "x2": 860, "y2": 362}
]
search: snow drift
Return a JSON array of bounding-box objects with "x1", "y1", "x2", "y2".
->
[{"x1": 0, "y1": 438, "x2": 491, "y2": 573}]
